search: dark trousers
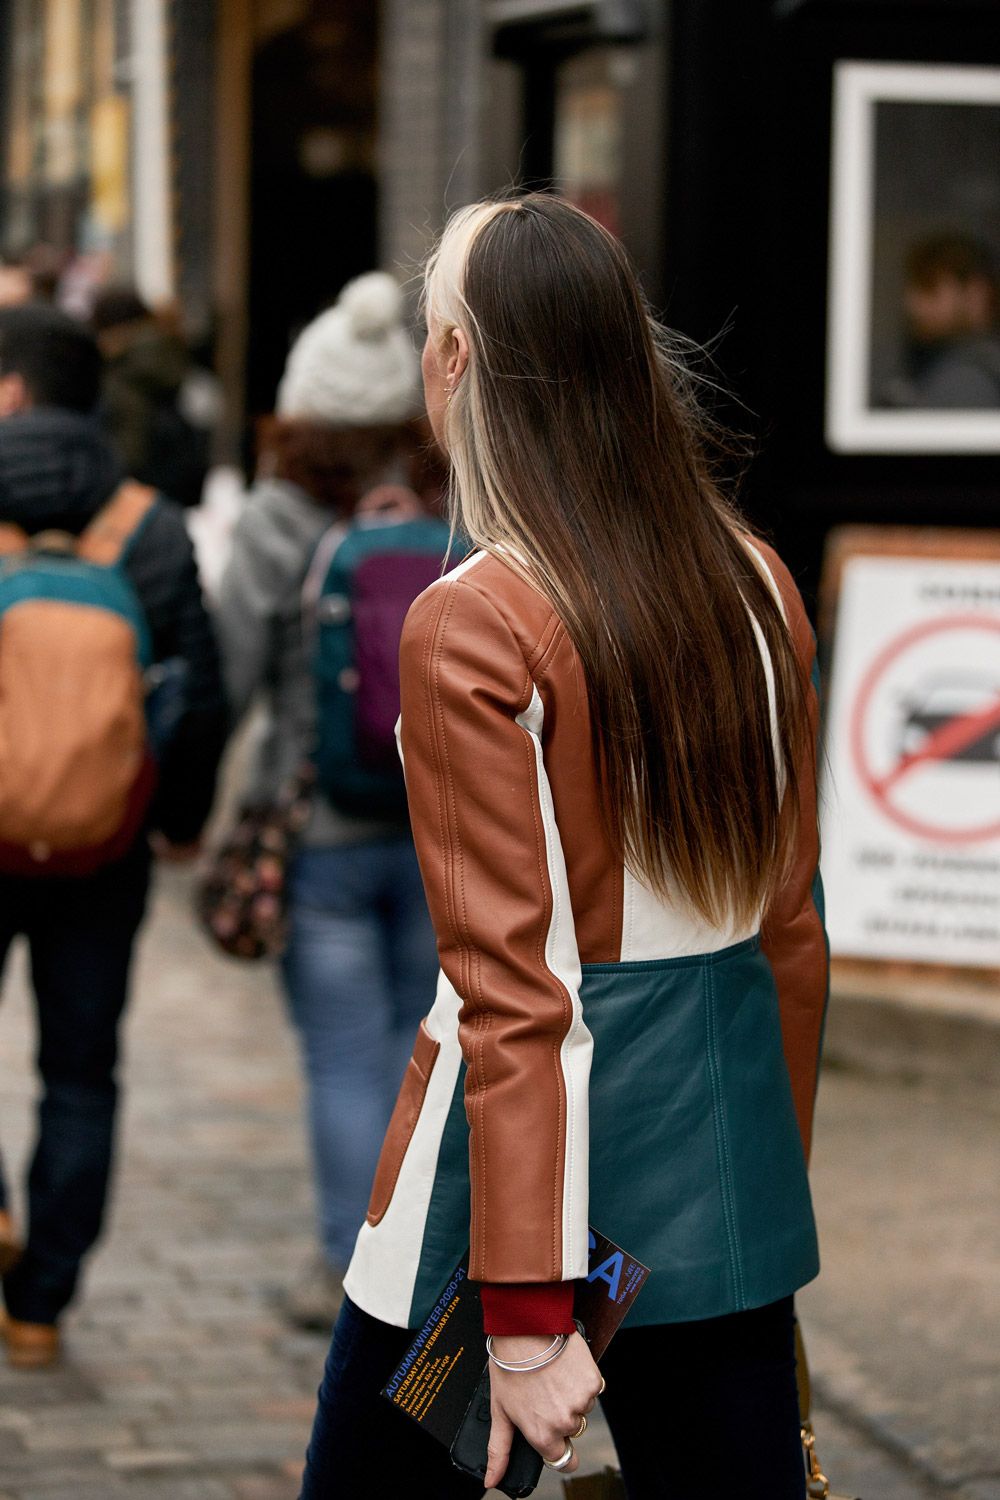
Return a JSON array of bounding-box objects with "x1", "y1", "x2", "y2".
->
[
  {"x1": 0, "y1": 842, "x2": 150, "y2": 1324},
  {"x1": 299, "y1": 1294, "x2": 805, "y2": 1500},
  {"x1": 599, "y1": 1297, "x2": 806, "y2": 1499}
]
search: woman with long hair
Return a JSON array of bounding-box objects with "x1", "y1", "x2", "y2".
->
[
  {"x1": 217, "y1": 274, "x2": 445, "y2": 1332},
  {"x1": 298, "y1": 196, "x2": 827, "y2": 1499}
]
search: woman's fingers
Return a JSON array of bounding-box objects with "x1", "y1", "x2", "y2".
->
[
  {"x1": 485, "y1": 1333, "x2": 601, "y2": 1484},
  {"x1": 540, "y1": 1435, "x2": 579, "y2": 1473},
  {"x1": 484, "y1": 1402, "x2": 515, "y2": 1490}
]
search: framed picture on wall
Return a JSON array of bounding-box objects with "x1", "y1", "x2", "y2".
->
[{"x1": 827, "y1": 61, "x2": 1000, "y2": 454}]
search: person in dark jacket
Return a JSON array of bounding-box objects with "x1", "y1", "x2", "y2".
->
[
  {"x1": 0, "y1": 304, "x2": 228, "y2": 1368},
  {"x1": 92, "y1": 287, "x2": 220, "y2": 508}
]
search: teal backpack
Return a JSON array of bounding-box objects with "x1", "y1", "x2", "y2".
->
[{"x1": 306, "y1": 514, "x2": 456, "y2": 817}]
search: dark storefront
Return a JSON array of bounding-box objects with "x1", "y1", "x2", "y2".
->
[
  {"x1": 0, "y1": 0, "x2": 380, "y2": 439},
  {"x1": 483, "y1": 0, "x2": 1000, "y2": 607},
  {"x1": 211, "y1": 0, "x2": 380, "y2": 434},
  {"x1": 484, "y1": 2, "x2": 667, "y2": 303},
  {"x1": 246, "y1": 1, "x2": 378, "y2": 415},
  {"x1": 688, "y1": 0, "x2": 1000, "y2": 606},
  {"x1": 3, "y1": 0, "x2": 996, "y2": 549},
  {"x1": 0, "y1": 0, "x2": 135, "y2": 287}
]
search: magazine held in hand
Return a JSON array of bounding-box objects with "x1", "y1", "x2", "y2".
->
[{"x1": 382, "y1": 1228, "x2": 650, "y2": 1497}]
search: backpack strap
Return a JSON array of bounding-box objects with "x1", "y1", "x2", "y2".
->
[
  {"x1": 0, "y1": 523, "x2": 29, "y2": 558},
  {"x1": 77, "y1": 482, "x2": 158, "y2": 566},
  {"x1": 302, "y1": 521, "x2": 350, "y2": 650}
]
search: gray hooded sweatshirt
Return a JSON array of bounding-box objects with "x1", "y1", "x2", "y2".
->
[{"x1": 215, "y1": 476, "x2": 404, "y2": 846}]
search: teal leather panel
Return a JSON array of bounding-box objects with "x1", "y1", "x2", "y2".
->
[
  {"x1": 584, "y1": 940, "x2": 818, "y2": 1327},
  {"x1": 408, "y1": 1068, "x2": 472, "y2": 1327},
  {"x1": 406, "y1": 937, "x2": 819, "y2": 1330},
  {"x1": 811, "y1": 870, "x2": 831, "y2": 1102}
]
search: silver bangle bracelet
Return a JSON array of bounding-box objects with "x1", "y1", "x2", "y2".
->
[{"x1": 486, "y1": 1332, "x2": 569, "y2": 1373}]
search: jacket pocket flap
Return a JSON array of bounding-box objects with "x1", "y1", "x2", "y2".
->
[{"x1": 366, "y1": 1020, "x2": 440, "y2": 1226}]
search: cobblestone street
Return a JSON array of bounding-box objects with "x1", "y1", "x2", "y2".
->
[
  {"x1": 1, "y1": 870, "x2": 997, "y2": 1498},
  {"x1": 0, "y1": 871, "x2": 320, "y2": 1500}
]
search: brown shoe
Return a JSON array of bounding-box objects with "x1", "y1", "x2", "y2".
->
[
  {"x1": 0, "y1": 1309, "x2": 61, "y2": 1369},
  {"x1": 0, "y1": 1210, "x2": 22, "y2": 1277},
  {"x1": 280, "y1": 1255, "x2": 345, "y2": 1332}
]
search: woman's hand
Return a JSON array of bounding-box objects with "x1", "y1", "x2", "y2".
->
[{"x1": 485, "y1": 1332, "x2": 603, "y2": 1489}]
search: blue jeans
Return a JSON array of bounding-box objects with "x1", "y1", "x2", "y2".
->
[
  {"x1": 282, "y1": 837, "x2": 438, "y2": 1270},
  {"x1": 299, "y1": 1294, "x2": 806, "y2": 1499},
  {"x1": 0, "y1": 841, "x2": 151, "y2": 1323}
]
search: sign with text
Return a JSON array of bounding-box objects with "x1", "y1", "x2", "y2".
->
[{"x1": 821, "y1": 529, "x2": 1000, "y2": 969}]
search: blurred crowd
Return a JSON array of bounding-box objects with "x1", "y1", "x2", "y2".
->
[
  {"x1": 0, "y1": 243, "x2": 220, "y2": 510},
  {"x1": 0, "y1": 244, "x2": 446, "y2": 1366}
]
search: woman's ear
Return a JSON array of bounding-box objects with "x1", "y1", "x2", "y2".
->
[{"x1": 447, "y1": 327, "x2": 469, "y2": 387}]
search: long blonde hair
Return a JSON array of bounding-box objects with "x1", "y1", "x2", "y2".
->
[{"x1": 423, "y1": 195, "x2": 808, "y2": 928}]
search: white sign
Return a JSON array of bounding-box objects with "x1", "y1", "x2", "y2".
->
[{"x1": 821, "y1": 550, "x2": 1000, "y2": 967}]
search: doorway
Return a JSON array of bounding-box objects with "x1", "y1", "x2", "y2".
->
[{"x1": 247, "y1": 0, "x2": 378, "y2": 416}]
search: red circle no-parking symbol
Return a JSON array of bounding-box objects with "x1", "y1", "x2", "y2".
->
[{"x1": 849, "y1": 613, "x2": 1000, "y2": 845}]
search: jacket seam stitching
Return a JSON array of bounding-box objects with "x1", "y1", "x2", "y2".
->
[
  {"x1": 522, "y1": 681, "x2": 574, "y2": 1279},
  {"x1": 704, "y1": 958, "x2": 746, "y2": 1308},
  {"x1": 479, "y1": 587, "x2": 569, "y2": 1280},
  {"x1": 461, "y1": 576, "x2": 558, "y2": 670},
  {"x1": 365, "y1": 1031, "x2": 441, "y2": 1226},
  {"x1": 426, "y1": 585, "x2": 489, "y2": 1272},
  {"x1": 535, "y1": 628, "x2": 622, "y2": 967},
  {"x1": 430, "y1": 582, "x2": 567, "y2": 1280},
  {"x1": 531, "y1": 625, "x2": 591, "y2": 1261},
  {"x1": 580, "y1": 934, "x2": 761, "y2": 973},
  {"x1": 520, "y1": 685, "x2": 566, "y2": 1280},
  {"x1": 529, "y1": 617, "x2": 563, "y2": 675},
  {"x1": 622, "y1": 867, "x2": 634, "y2": 960}
]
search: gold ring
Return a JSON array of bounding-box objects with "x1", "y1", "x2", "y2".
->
[
  {"x1": 543, "y1": 1440, "x2": 575, "y2": 1472},
  {"x1": 571, "y1": 1414, "x2": 588, "y2": 1438},
  {"x1": 598, "y1": 1376, "x2": 606, "y2": 1395}
]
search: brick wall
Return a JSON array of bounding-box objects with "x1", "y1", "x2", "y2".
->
[{"x1": 378, "y1": 0, "x2": 484, "y2": 282}]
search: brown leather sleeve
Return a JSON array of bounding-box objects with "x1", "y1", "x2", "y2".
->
[
  {"x1": 400, "y1": 574, "x2": 587, "y2": 1285},
  {"x1": 757, "y1": 543, "x2": 829, "y2": 1162}
]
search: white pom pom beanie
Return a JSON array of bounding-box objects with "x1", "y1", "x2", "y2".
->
[{"x1": 275, "y1": 271, "x2": 421, "y2": 426}]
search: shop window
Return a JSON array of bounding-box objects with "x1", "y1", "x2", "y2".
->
[
  {"x1": 488, "y1": 2, "x2": 665, "y2": 301},
  {"x1": 553, "y1": 46, "x2": 626, "y2": 236}
]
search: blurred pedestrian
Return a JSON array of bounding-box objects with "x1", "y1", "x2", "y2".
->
[
  {"x1": 299, "y1": 197, "x2": 829, "y2": 1500},
  {"x1": 0, "y1": 245, "x2": 62, "y2": 308},
  {"x1": 92, "y1": 287, "x2": 220, "y2": 507},
  {"x1": 0, "y1": 259, "x2": 32, "y2": 309},
  {"x1": 884, "y1": 233, "x2": 1000, "y2": 409},
  {"x1": 0, "y1": 305, "x2": 228, "y2": 1368},
  {"x1": 216, "y1": 273, "x2": 442, "y2": 1331}
]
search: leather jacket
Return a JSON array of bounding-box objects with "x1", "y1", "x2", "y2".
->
[{"x1": 345, "y1": 540, "x2": 827, "y2": 1331}]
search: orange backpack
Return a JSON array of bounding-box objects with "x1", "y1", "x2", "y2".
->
[{"x1": 0, "y1": 483, "x2": 158, "y2": 875}]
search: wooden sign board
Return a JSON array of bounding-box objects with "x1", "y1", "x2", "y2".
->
[{"x1": 819, "y1": 526, "x2": 1000, "y2": 983}]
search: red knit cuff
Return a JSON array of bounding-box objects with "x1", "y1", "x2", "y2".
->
[{"x1": 480, "y1": 1282, "x2": 576, "y2": 1336}]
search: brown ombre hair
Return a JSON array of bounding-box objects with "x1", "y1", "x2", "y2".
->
[
  {"x1": 424, "y1": 194, "x2": 809, "y2": 929},
  {"x1": 255, "y1": 417, "x2": 444, "y2": 515}
]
